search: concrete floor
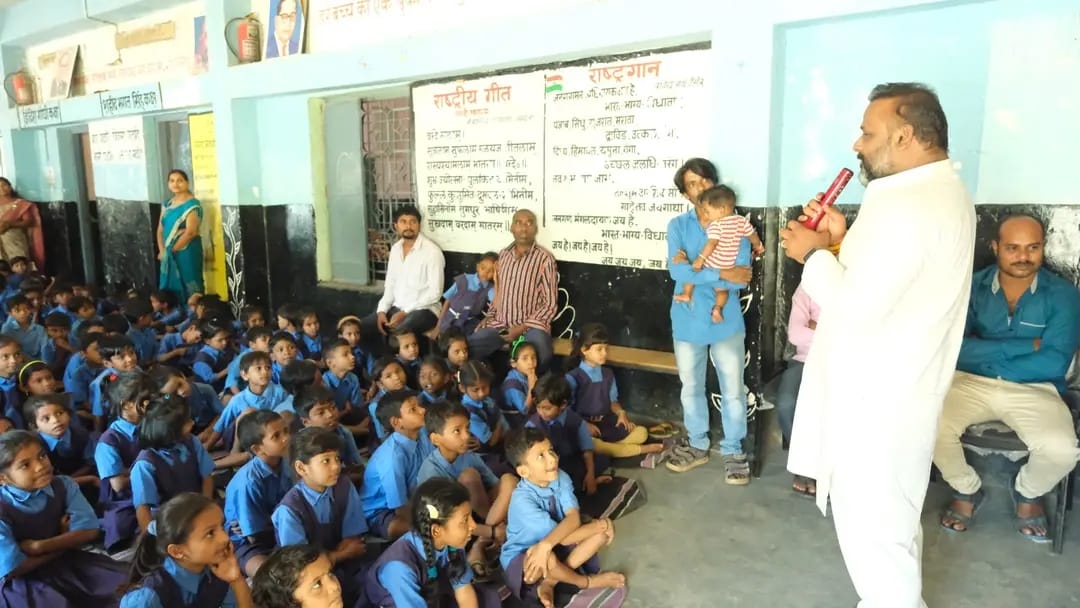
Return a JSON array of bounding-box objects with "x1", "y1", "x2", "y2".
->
[{"x1": 597, "y1": 443, "x2": 1080, "y2": 608}]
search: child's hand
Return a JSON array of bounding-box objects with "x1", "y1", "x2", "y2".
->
[
  {"x1": 333, "y1": 537, "x2": 366, "y2": 562},
  {"x1": 672, "y1": 250, "x2": 688, "y2": 264},
  {"x1": 584, "y1": 473, "x2": 598, "y2": 496},
  {"x1": 615, "y1": 413, "x2": 635, "y2": 432},
  {"x1": 209, "y1": 543, "x2": 244, "y2": 584},
  {"x1": 691, "y1": 258, "x2": 704, "y2": 272},
  {"x1": 585, "y1": 422, "x2": 601, "y2": 438},
  {"x1": 466, "y1": 436, "x2": 482, "y2": 452},
  {"x1": 58, "y1": 514, "x2": 70, "y2": 535},
  {"x1": 19, "y1": 539, "x2": 43, "y2": 555},
  {"x1": 753, "y1": 244, "x2": 766, "y2": 257},
  {"x1": 526, "y1": 371, "x2": 538, "y2": 389},
  {"x1": 524, "y1": 542, "x2": 552, "y2": 581}
]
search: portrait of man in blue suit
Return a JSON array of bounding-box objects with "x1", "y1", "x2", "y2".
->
[{"x1": 265, "y1": 0, "x2": 304, "y2": 58}]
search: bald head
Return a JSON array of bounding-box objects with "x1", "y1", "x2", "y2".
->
[{"x1": 993, "y1": 215, "x2": 1044, "y2": 281}]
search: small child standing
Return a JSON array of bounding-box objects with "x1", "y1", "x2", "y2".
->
[
  {"x1": 0, "y1": 431, "x2": 128, "y2": 605},
  {"x1": 360, "y1": 390, "x2": 429, "y2": 540},
  {"x1": 117, "y1": 493, "x2": 254, "y2": 608},
  {"x1": 252, "y1": 544, "x2": 344, "y2": 608},
  {"x1": 437, "y1": 251, "x2": 497, "y2": 336},
  {"x1": 297, "y1": 308, "x2": 324, "y2": 367},
  {"x1": 96, "y1": 371, "x2": 152, "y2": 552},
  {"x1": 673, "y1": 185, "x2": 765, "y2": 323},
  {"x1": 272, "y1": 427, "x2": 370, "y2": 608},
  {"x1": 1, "y1": 294, "x2": 44, "y2": 359},
  {"x1": 191, "y1": 320, "x2": 234, "y2": 393},
  {"x1": 130, "y1": 397, "x2": 216, "y2": 532},
  {"x1": 501, "y1": 428, "x2": 625, "y2": 607},
  {"x1": 502, "y1": 338, "x2": 539, "y2": 417},
  {"x1": 389, "y1": 329, "x2": 421, "y2": 389},
  {"x1": 225, "y1": 410, "x2": 292, "y2": 577},
  {"x1": 366, "y1": 478, "x2": 503, "y2": 608},
  {"x1": 321, "y1": 340, "x2": 365, "y2": 435}
]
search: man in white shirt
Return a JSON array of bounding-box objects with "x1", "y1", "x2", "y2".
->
[
  {"x1": 364, "y1": 205, "x2": 445, "y2": 349},
  {"x1": 780, "y1": 83, "x2": 975, "y2": 608}
]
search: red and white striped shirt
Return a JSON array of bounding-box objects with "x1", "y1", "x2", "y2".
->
[
  {"x1": 486, "y1": 242, "x2": 558, "y2": 332},
  {"x1": 703, "y1": 215, "x2": 755, "y2": 269}
]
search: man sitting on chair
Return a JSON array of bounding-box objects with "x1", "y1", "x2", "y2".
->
[{"x1": 934, "y1": 214, "x2": 1080, "y2": 543}]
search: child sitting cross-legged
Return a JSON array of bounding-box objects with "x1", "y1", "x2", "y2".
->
[
  {"x1": 501, "y1": 428, "x2": 626, "y2": 608},
  {"x1": 294, "y1": 385, "x2": 364, "y2": 482},
  {"x1": 206, "y1": 350, "x2": 294, "y2": 468},
  {"x1": 419, "y1": 399, "x2": 516, "y2": 582},
  {"x1": 360, "y1": 389, "x2": 429, "y2": 541},
  {"x1": 224, "y1": 410, "x2": 292, "y2": 578},
  {"x1": 365, "y1": 477, "x2": 504, "y2": 608},
  {"x1": 272, "y1": 427, "x2": 370, "y2": 608}
]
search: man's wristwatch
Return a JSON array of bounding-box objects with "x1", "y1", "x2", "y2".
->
[{"x1": 802, "y1": 247, "x2": 824, "y2": 264}]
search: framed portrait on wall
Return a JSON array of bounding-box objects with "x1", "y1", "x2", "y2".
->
[
  {"x1": 48, "y1": 45, "x2": 80, "y2": 100},
  {"x1": 265, "y1": 0, "x2": 306, "y2": 59}
]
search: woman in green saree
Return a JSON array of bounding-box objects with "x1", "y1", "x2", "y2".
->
[{"x1": 156, "y1": 169, "x2": 204, "y2": 301}]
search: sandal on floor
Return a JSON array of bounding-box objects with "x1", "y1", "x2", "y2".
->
[
  {"x1": 1011, "y1": 488, "x2": 1052, "y2": 544},
  {"x1": 939, "y1": 488, "x2": 986, "y2": 533},
  {"x1": 648, "y1": 422, "x2": 676, "y2": 439},
  {"x1": 721, "y1": 453, "x2": 750, "y2": 486},
  {"x1": 791, "y1": 475, "x2": 816, "y2": 499}
]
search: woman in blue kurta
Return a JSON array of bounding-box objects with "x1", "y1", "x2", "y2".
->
[{"x1": 157, "y1": 170, "x2": 204, "y2": 303}]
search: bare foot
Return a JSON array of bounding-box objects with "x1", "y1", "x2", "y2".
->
[
  {"x1": 673, "y1": 294, "x2": 691, "y2": 303},
  {"x1": 537, "y1": 581, "x2": 556, "y2": 608},
  {"x1": 641, "y1": 443, "x2": 665, "y2": 454},
  {"x1": 587, "y1": 571, "x2": 627, "y2": 589},
  {"x1": 941, "y1": 498, "x2": 975, "y2": 532},
  {"x1": 711, "y1": 306, "x2": 724, "y2": 323}
]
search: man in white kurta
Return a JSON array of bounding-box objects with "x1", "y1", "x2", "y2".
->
[{"x1": 781, "y1": 83, "x2": 975, "y2": 608}]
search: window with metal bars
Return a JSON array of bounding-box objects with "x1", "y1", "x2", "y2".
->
[{"x1": 361, "y1": 97, "x2": 415, "y2": 282}]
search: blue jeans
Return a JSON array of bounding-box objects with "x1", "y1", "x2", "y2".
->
[
  {"x1": 774, "y1": 360, "x2": 805, "y2": 444},
  {"x1": 673, "y1": 332, "x2": 748, "y2": 454}
]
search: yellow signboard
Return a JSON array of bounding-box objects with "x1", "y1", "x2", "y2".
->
[{"x1": 188, "y1": 112, "x2": 227, "y2": 299}]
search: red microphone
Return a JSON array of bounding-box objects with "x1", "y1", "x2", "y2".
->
[{"x1": 803, "y1": 168, "x2": 853, "y2": 230}]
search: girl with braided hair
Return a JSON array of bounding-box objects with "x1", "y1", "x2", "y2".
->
[{"x1": 365, "y1": 477, "x2": 502, "y2": 607}]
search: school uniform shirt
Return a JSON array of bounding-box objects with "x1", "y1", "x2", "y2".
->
[
  {"x1": 223, "y1": 347, "x2": 250, "y2": 392},
  {"x1": 41, "y1": 338, "x2": 72, "y2": 370},
  {"x1": 376, "y1": 232, "x2": 445, "y2": 317},
  {"x1": 213, "y1": 383, "x2": 294, "y2": 434},
  {"x1": 565, "y1": 361, "x2": 619, "y2": 408},
  {"x1": 0, "y1": 475, "x2": 100, "y2": 578},
  {"x1": 188, "y1": 381, "x2": 225, "y2": 428},
  {"x1": 299, "y1": 333, "x2": 323, "y2": 361},
  {"x1": 368, "y1": 388, "x2": 387, "y2": 439},
  {"x1": 417, "y1": 449, "x2": 498, "y2": 487},
  {"x1": 500, "y1": 471, "x2": 579, "y2": 571},
  {"x1": 374, "y1": 530, "x2": 474, "y2": 605},
  {"x1": 0, "y1": 375, "x2": 24, "y2": 428},
  {"x1": 49, "y1": 305, "x2": 78, "y2": 323},
  {"x1": 40, "y1": 427, "x2": 96, "y2": 468},
  {"x1": 525, "y1": 409, "x2": 595, "y2": 451},
  {"x1": 127, "y1": 326, "x2": 158, "y2": 364},
  {"x1": 1, "y1": 317, "x2": 45, "y2": 358},
  {"x1": 351, "y1": 345, "x2": 374, "y2": 380},
  {"x1": 460, "y1": 394, "x2": 510, "y2": 445},
  {"x1": 157, "y1": 332, "x2": 197, "y2": 363},
  {"x1": 224, "y1": 456, "x2": 292, "y2": 544},
  {"x1": 130, "y1": 440, "x2": 215, "y2": 508},
  {"x1": 118, "y1": 556, "x2": 238, "y2": 608},
  {"x1": 154, "y1": 308, "x2": 186, "y2": 327},
  {"x1": 441, "y1": 272, "x2": 495, "y2": 304},
  {"x1": 95, "y1": 418, "x2": 139, "y2": 479},
  {"x1": 333, "y1": 424, "x2": 363, "y2": 466},
  {"x1": 501, "y1": 369, "x2": 530, "y2": 415},
  {"x1": 360, "y1": 432, "x2": 426, "y2": 521},
  {"x1": 323, "y1": 370, "x2": 361, "y2": 412},
  {"x1": 419, "y1": 388, "x2": 447, "y2": 406},
  {"x1": 90, "y1": 366, "x2": 122, "y2": 417},
  {"x1": 272, "y1": 480, "x2": 368, "y2": 547},
  {"x1": 192, "y1": 345, "x2": 229, "y2": 384},
  {"x1": 64, "y1": 355, "x2": 99, "y2": 408},
  {"x1": 271, "y1": 361, "x2": 284, "y2": 385}
]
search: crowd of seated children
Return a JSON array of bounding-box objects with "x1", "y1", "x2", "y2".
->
[{"x1": 293, "y1": 385, "x2": 364, "y2": 480}]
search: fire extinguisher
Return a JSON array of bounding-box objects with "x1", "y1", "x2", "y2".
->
[
  {"x1": 226, "y1": 13, "x2": 262, "y2": 64},
  {"x1": 3, "y1": 69, "x2": 36, "y2": 106}
]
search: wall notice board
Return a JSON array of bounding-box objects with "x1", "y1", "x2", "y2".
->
[{"x1": 413, "y1": 48, "x2": 709, "y2": 268}]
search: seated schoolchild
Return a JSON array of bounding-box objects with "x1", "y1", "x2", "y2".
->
[
  {"x1": 149, "y1": 289, "x2": 186, "y2": 331},
  {"x1": 117, "y1": 493, "x2": 254, "y2": 608},
  {"x1": 148, "y1": 365, "x2": 223, "y2": 445},
  {"x1": 321, "y1": 340, "x2": 367, "y2": 436},
  {"x1": 269, "y1": 331, "x2": 301, "y2": 385},
  {"x1": 389, "y1": 329, "x2": 421, "y2": 389},
  {"x1": 366, "y1": 478, "x2": 503, "y2": 608},
  {"x1": 436, "y1": 328, "x2": 470, "y2": 375},
  {"x1": 155, "y1": 321, "x2": 202, "y2": 370},
  {"x1": 95, "y1": 371, "x2": 153, "y2": 553},
  {"x1": 130, "y1": 397, "x2": 215, "y2": 532},
  {"x1": 224, "y1": 326, "x2": 273, "y2": 397},
  {"x1": 206, "y1": 351, "x2": 294, "y2": 466},
  {"x1": 225, "y1": 410, "x2": 293, "y2": 578},
  {"x1": 251, "y1": 544, "x2": 343, "y2": 608},
  {"x1": 191, "y1": 320, "x2": 235, "y2": 393},
  {"x1": 24, "y1": 393, "x2": 98, "y2": 499},
  {"x1": 67, "y1": 295, "x2": 99, "y2": 346},
  {"x1": 418, "y1": 355, "x2": 455, "y2": 406},
  {"x1": 366, "y1": 357, "x2": 408, "y2": 441},
  {"x1": 360, "y1": 389, "x2": 429, "y2": 540},
  {"x1": 0, "y1": 431, "x2": 127, "y2": 606},
  {"x1": 275, "y1": 303, "x2": 303, "y2": 343},
  {"x1": 336, "y1": 315, "x2": 374, "y2": 385},
  {"x1": 297, "y1": 308, "x2": 325, "y2": 367},
  {"x1": 294, "y1": 385, "x2": 363, "y2": 475},
  {"x1": 1, "y1": 294, "x2": 45, "y2": 359},
  {"x1": 501, "y1": 428, "x2": 626, "y2": 607},
  {"x1": 63, "y1": 325, "x2": 104, "y2": 410},
  {"x1": 272, "y1": 427, "x2": 370, "y2": 608},
  {"x1": 89, "y1": 334, "x2": 140, "y2": 431},
  {"x1": 41, "y1": 311, "x2": 74, "y2": 375},
  {"x1": 502, "y1": 338, "x2": 539, "y2": 418},
  {"x1": 123, "y1": 298, "x2": 158, "y2": 367},
  {"x1": 458, "y1": 360, "x2": 511, "y2": 474},
  {"x1": 435, "y1": 251, "x2": 497, "y2": 336}
]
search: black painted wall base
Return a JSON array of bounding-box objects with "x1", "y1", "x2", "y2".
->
[
  {"x1": 96, "y1": 198, "x2": 159, "y2": 294},
  {"x1": 36, "y1": 201, "x2": 84, "y2": 283}
]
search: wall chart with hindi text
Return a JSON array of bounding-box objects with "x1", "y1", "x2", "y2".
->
[{"x1": 413, "y1": 48, "x2": 709, "y2": 267}]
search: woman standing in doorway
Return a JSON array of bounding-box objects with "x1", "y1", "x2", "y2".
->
[
  {"x1": 157, "y1": 169, "x2": 204, "y2": 301},
  {"x1": 0, "y1": 177, "x2": 45, "y2": 270}
]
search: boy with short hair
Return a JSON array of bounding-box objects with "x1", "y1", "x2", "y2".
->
[
  {"x1": 0, "y1": 336, "x2": 25, "y2": 428},
  {"x1": 1, "y1": 293, "x2": 45, "y2": 358},
  {"x1": 155, "y1": 320, "x2": 202, "y2": 368},
  {"x1": 272, "y1": 426, "x2": 369, "y2": 608},
  {"x1": 63, "y1": 326, "x2": 106, "y2": 411},
  {"x1": 41, "y1": 311, "x2": 75, "y2": 374},
  {"x1": 225, "y1": 409, "x2": 293, "y2": 577},
  {"x1": 295, "y1": 385, "x2": 364, "y2": 470},
  {"x1": 225, "y1": 325, "x2": 274, "y2": 396},
  {"x1": 360, "y1": 389, "x2": 429, "y2": 539},
  {"x1": 123, "y1": 298, "x2": 157, "y2": 366},
  {"x1": 269, "y1": 331, "x2": 300, "y2": 385},
  {"x1": 150, "y1": 289, "x2": 185, "y2": 330},
  {"x1": 48, "y1": 282, "x2": 77, "y2": 321},
  {"x1": 67, "y1": 294, "x2": 99, "y2": 347},
  {"x1": 192, "y1": 320, "x2": 234, "y2": 392},
  {"x1": 501, "y1": 428, "x2": 625, "y2": 605},
  {"x1": 321, "y1": 340, "x2": 367, "y2": 436},
  {"x1": 89, "y1": 334, "x2": 139, "y2": 431},
  {"x1": 207, "y1": 350, "x2": 294, "y2": 462}
]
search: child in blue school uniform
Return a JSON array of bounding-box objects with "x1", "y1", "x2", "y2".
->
[
  {"x1": 23, "y1": 394, "x2": 98, "y2": 498},
  {"x1": 436, "y1": 250, "x2": 497, "y2": 336},
  {"x1": 366, "y1": 478, "x2": 503, "y2": 608},
  {"x1": 192, "y1": 320, "x2": 235, "y2": 393},
  {"x1": 63, "y1": 326, "x2": 105, "y2": 413},
  {"x1": 437, "y1": 328, "x2": 471, "y2": 375},
  {"x1": 360, "y1": 389, "x2": 429, "y2": 541},
  {"x1": 89, "y1": 334, "x2": 140, "y2": 431},
  {"x1": 156, "y1": 321, "x2": 202, "y2": 371},
  {"x1": 275, "y1": 303, "x2": 303, "y2": 343},
  {"x1": 251, "y1": 544, "x2": 345, "y2": 608},
  {"x1": 418, "y1": 355, "x2": 455, "y2": 406},
  {"x1": 45, "y1": 282, "x2": 77, "y2": 322},
  {"x1": 390, "y1": 329, "x2": 421, "y2": 389},
  {"x1": 1, "y1": 294, "x2": 44, "y2": 359},
  {"x1": 130, "y1": 396, "x2": 216, "y2": 533},
  {"x1": 118, "y1": 492, "x2": 254, "y2": 608},
  {"x1": 294, "y1": 385, "x2": 363, "y2": 473},
  {"x1": 225, "y1": 326, "x2": 273, "y2": 398},
  {"x1": 149, "y1": 365, "x2": 224, "y2": 445},
  {"x1": 225, "y1": 410, "x2": 292, "y2": 578},
  {"x1": 272, "y1": 427, "x2": 370, "y2": 608},
  {"x1": 337, "y1": 315, "x2": 374, "y2": 384},
  {"x1": 501, "y1": 428, "x2": 626, "y2": 606},
  {"x1": 269, "y1": 331, "x2": 301, "y2": 385},
  {"x1": 124, "y1": 298, "x2": 158, "y2": 367},
  {"x1": 458, "y1": 360, "x2": 512, "y2": 475},
  {"x1": 0, "y1": 431, "x2": 128, "y2": 607},
  {"x1": 0, "y1": 336, "x2": 25, "y2": 428},
  {"x1": 502, "y1": 338, "x2": 540, "y2": 418},
  {"x1": 67, "y1": 295, "x2": 99, "y2": 347},
  {"x1": 366, "y1": 356, "x2": 408, "y2": 441},
  {"x1": 208, "y1": 351, "x2": 295, "y2": 470},
  {"x1": 321, "y1": 340, "x2": 368, "y2": 436},
  {"x1": 297, "y1": 308, "x2": 325, "y2": 367},
  {"x1": 96, "y1": 371, "x2": 153, "y2": 552},
  {"x1": 149, "y1": 289, "x2": 186, "y2": 331},
  {"x1": 41, "y1": 311, "x2": 74, "y2": 375}
]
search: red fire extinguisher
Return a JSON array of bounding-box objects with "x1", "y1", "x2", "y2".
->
[
  {"x1": 226, "y1": 13, "x2": 262, "y2": 64},
  {"x1": 3, "y1": 69, "x2": 36, "y2": 106}
]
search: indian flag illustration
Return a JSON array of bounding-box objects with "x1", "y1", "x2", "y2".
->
[{"x1": 545, "y1": 74, "x2": 563, "y2": 94}]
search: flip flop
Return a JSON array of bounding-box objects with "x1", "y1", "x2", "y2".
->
[
  {"x1": 939, "y1": 488, "x2": 986, "y2": 533},
  {"x1": 1011, "y1": 486, "x2": 1052, "y2": 544},
  {"x1": 648, "y1": 422, "x2": 676, "y2": 439}
]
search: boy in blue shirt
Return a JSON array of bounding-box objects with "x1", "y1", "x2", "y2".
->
[
  {"x1": 1, "y1": 294, "x2": 45, "y2": 358},
  {"x1": 225, "y1": 326, "x2": 273, "y2": 398},
  {"x1": 360, "y1": 389, "x2": 428, "y2": 540},
  {"x1": 155, "y1": 321, "x2": 201, "y2": 369},
  {"x1": 63, "y1": 325, "x2": 105, "y2": 413},
  {"x1": 225, "y1": 409, "x2": 292, "y2": 577},
  {"x1": 500, "y1": 428, "x2": 624, "y2": 605},
  {"x1": 0, "y1": 336, "x2": 22, "y2": 428},
  {"x1": 208, "y1": 350, "x2": 294, "y2": 468},
  {"x1": 89, "y1": 334, "x2": 140, "y2": 431},
  {"x1": 67, "y1": 295, "x2": 99, "y2": 347},
  {"x1": 295, "y1": 385, "x2": 363, "y2": 472},
  {"x1": 191, "y1": 320, "x2": 234, "y2": 392},
  {"x1": 321, "y1": 340, "x2": 366, "y2": 436},
  {"x1": 150, "y1": 289, "x2": 185, "y2": 330},
  {"x1": 297, "y1": 307, "x2": 325, "y2": 367},
  {"x1": 272, "y1": 426, "x2": 369, "y2": 608},
  {"x1": 46, "y1": 282, "x2": 77, "y2": 321},
  {"x1": 122, "y1": 298, "x2": 157, "y2": 367},
  {"x1": 41, "y1": 311, "x2": 74, "y2": 374},
  {"x1": 269, "y1": 331, "x2": 300, "y2": 385}
]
